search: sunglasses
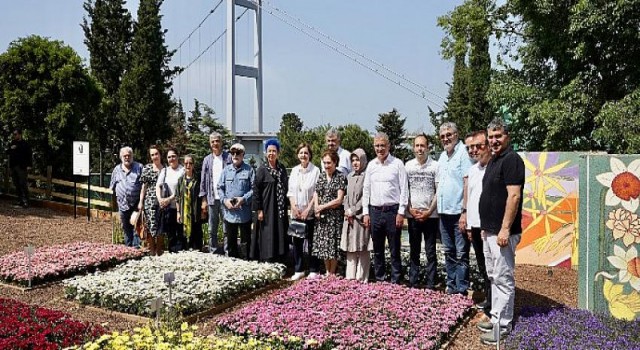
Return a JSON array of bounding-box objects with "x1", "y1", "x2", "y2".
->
[
  {"x1": 439, "y1": 132, "x2": 456, "y2": 140},
  {"x1": 230, "y1": 150, "x2": 244, "y2": 155}
]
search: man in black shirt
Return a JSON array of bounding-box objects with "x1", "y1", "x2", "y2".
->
[
  {"x1": 6, "y1": 128, "x2": 32, "y2": 207},
  {"x1": 476, "y1": 119, "x2": 524, "y2": 345}
]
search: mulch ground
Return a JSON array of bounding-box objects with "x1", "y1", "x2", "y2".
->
[{"x1": 0, "y1": 197, "x2": 578, "y2": 349}]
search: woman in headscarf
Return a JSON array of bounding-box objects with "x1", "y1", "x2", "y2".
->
[
  {"x1": 252, "y1": 139, "x2": 289, "y2": 262},
  {"x1": 340, "y1": 148, "x2": 372, "y2": 281}
]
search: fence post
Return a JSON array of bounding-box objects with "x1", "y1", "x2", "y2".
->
[
  {"x1": 3, "y1": 163, "x2": 9, "y2": 194},
  {"x1": 46, "y1": 166, "x2": 53, "y2": 199}
]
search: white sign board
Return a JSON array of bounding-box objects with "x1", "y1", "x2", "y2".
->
[{"x1": 73, "y1": 141, "x2": 90, "y2": 176}]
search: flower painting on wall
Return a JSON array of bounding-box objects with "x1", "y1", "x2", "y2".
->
[
  {"x1": 517, "y1": 152, "x2": 580, "y2": 268},
  {"x1": 594, "y1": 157, "x2": 640, "y2": 321}
]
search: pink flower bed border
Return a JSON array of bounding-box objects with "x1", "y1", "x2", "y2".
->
[
  {"x1": 0, "y1": 242, "x2": 144, "y2": 286},
  {"x1": 218, "y1": 277, "x2": 473, "y2": 349}
]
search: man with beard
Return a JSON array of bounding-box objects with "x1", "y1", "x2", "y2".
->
[
  {"x1": 217, "y1": 143, "x2": 254, "y2": 259},
  {"x1": 477, "y1": 119, "x2": 524, "y2": 345}
]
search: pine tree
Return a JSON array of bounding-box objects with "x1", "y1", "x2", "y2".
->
[
  {"x1": 118, "y1": 0, "x2": 181, "y2": 153},
  {"x1": 82, "y1": 0, "x2": 133, "y2": 165}
]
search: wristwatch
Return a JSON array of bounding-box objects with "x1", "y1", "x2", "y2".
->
[{"x1": 461, "y1": 208, "x2": 467, "y2": 213}]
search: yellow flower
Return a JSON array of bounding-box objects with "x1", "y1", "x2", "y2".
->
[
  {"x1": 606, "y1": 208, "x2": 640, "y2": 247},
  {"x1": 603, "y1": 279, "x2": 640, "y2": 321}
]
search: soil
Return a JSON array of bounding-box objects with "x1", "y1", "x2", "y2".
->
[{"x1": 0, "y1": 197, "x2": 578, "y2": 349}]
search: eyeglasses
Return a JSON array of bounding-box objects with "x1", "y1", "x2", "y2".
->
[
  {"x1": 467, "y1": 143, "x2": 487, "y2": 150},
  {"x1": 184, "y1": 161, "x2": 194, "y2": 165},
  {"x1": 167, "y1": 155, "x2": 177, "y2": 159},
  {"x1": 439, "y1": 132, "x2": 456, "y2": 140},
  {"x1": 230, "y1": 150, "x2": 244, "y2": 156}
]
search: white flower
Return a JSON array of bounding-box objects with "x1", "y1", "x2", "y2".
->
[
  {"x1": 596, "y1": 158, "x2": 640, "y2": 212},
  {"x1": 64, "y1": 251, "x2": 285, "y2": 316},
  {"x1": 607, "y1": 245, "x2": 640, "y2": 291}
]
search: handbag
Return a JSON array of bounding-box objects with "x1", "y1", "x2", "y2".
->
[
  {"x1": 156, "y1": 168, "x2": 171, "y2": 234},
  {"x1": 287, "y1": 219, "x2": 307, "y2": 239}
]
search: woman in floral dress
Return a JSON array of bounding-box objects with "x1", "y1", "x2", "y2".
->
[
  {"x1": 138, "y1": 145, "x2": 164, "y2": 255},
  {"x1": 313, "y1": 149, "x2": 347, "y2": 275}
]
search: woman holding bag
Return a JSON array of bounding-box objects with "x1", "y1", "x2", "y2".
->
[
  {"x1": 156, "y1": 148, "x2": 185, "y2": 253},
  {"x1": 138, "y1": 145, "x2": 165, "y2": 255},
  {"x1": 287, "y1": 143, "x2": 321, "y2": 280}
]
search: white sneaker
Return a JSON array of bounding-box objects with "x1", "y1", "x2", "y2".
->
[
  {"x1": 307, "y1": 272, "x2": 320, "y2": 279},
  {"x1": 290, "y1": 272, "x2": 305, "y2": 281}
]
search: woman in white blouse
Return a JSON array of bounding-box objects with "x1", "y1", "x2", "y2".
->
[
  {"x1": 156, "y1": 148, "x2": 185, "y2": 253},
  {"x1": 287, "y1": 143, "x2": 321, "y2": 280}
]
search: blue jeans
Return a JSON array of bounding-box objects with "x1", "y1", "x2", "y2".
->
[
  {"x1": 439, "y1": 214, "x2": 470, "y2": 295},
  {"x1": 408, "y1": 218, "x2": 439, "y2": 288},
  {"x1": 208, "y1": 200, "x2": 225, "y2": 254},
  {"x1": 119, "y1": 208, "x2": 140, "y2": 248},
  {"x1": 370, "y1": 205, "x2": 402, "y2": 284}
]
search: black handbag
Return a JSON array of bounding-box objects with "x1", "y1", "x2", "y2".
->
[
  {"x1": 156, "y1": 168, "x2": 171, "y2": 233},
  {"x1": 287, "y1": 219, "x2": 307, "y2": 239}
]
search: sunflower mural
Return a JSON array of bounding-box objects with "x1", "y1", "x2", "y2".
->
[
  {"x1": 580, "y1": 155, "x2": 640, "y2": 321},
  {"x1": 516, "y1": 152, "x2": 580, "y2": 267}
]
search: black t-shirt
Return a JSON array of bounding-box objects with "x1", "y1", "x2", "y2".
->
[
  {"x1": 7, "y1": 139, "x2": 32, "y2": 169},
  {"x1": 479, "y1": 146, "x2": 525, "y2": 234}
]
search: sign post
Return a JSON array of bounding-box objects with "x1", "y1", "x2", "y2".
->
[
  {"x1": 73, "y1": 142, "x2": 90, "y2": 221},
  {"x1": 24, "y1": 245, "x2": 34, "y2": 288}
]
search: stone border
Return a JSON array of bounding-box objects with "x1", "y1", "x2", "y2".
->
[{"x1": 0, "y1": 280, "x2": 60, "y2": 292}]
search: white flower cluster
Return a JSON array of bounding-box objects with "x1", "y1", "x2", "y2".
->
[{"x1": 64, "y1": 252, "x2": 285, "y2": 317}]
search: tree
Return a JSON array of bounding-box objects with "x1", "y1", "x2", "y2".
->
[
  {"x1": 339, "y1": 124, "x2": 374, "y2": 162},
  {"x1": 118, "y1": 0, "x2": 181, "y2": 153},
  {"x1": 82, "y1": 0, "x2": 133, "y2": 157},
  {"x1": 375, "y1": 109, "x2": 411, "y2": 162},
  {"x1": 487, "y1": 0, "x2": 640, "y2": 152},
  {"x1": 435, "y1": 0, "x2": 496, "y2": 137},
  {"x1": 184, "y1": 99, "x2": 231, "y2": 164},
  {"x1": 0, "y1": 36, "x2": 101, "y2": 175},
  {"x1": 276, "y1": 113, "x2": 304, "y2": 168}
]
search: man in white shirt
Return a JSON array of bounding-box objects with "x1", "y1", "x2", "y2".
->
[
  {"x1": 363, "y1": 132, "x2": 408, "y2": 284},
  {"x1": 405, "y1": 134, "x2": 439, "y2": 289},
  {"x1": 465, "y1": 130, "x2": 492, "y2": 316},
  {"x1": 200, "y1": 132, "x2": 232, "y2": 254},
  {"x1": 324, "y1": 128, "x2": 352, "y2": 176}
]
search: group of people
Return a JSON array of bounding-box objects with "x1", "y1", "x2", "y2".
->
[{"x1": 110, "y1": 120, "x2": 524, "y2": 345}]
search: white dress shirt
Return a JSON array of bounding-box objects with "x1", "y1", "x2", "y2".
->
[
  {"x1": 362, "y1": 154, "x2": 408, "y2": 215},
  {"x1": 466, "y1": 161, "x2": 486, "y2": 229}
]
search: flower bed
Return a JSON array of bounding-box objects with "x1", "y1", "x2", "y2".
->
[
  {"x1": 0, "y1": 242, "x2": 144, "y2": 286},
  {"x1": 218, "y1": 276, "x2": 473, "y2": 349},
  {"x1": 0, "y1": 298, "x2": 105, "y2": 349},
  {"x1": 64, "y1": 252, "x2": 285, "y2": 317},
  {"x1": 72, "y1": 323, "x2": 288, "y2": 350},
  {"x1": 505, "y1": 307, "x2": 640, "y2": 349}
]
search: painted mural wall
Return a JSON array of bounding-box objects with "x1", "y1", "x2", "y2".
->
[
  {"x1": 516, "y1": 152, "x2": 580, "y2": 268},
  {"x1": 578, "y1": 154, "x2": 640, "y2": 320}
]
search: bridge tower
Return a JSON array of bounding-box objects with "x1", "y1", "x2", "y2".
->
[{"x1": 226, "y1": 0, "x2": 263, "y2": 134}]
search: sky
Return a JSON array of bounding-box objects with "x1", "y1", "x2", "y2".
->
[{"x1": 0, "y1": 0, "x2": 465, "y2": 134}]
